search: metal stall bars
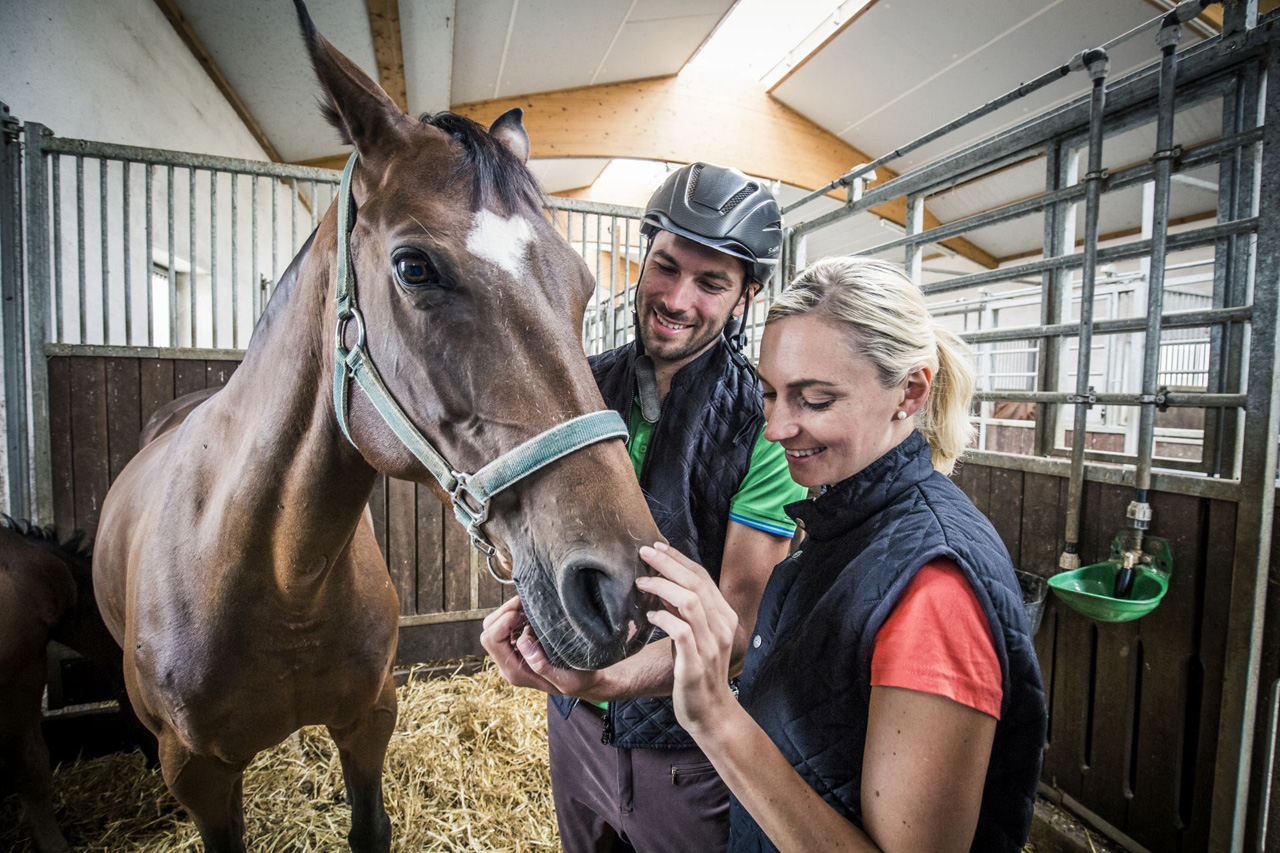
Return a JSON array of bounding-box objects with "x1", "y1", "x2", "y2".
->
[
  {"x1": 778, "y1": 3, "x2": 1278, "y2": 851},
  {"x1": 545, "y1": 197, "x2": 647, "y2": 358},
  {"x1": 17, "y1": 128, "x2": 336, "y2": 524}
]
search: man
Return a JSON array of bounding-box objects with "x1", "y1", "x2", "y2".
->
[{"x1": 481, "y1": 163, "x2": 805, "y2": 852}]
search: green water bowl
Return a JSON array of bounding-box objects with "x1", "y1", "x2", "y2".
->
[{"x1": 1047, "y1": 562, "x2": 1169, "y2": 623}]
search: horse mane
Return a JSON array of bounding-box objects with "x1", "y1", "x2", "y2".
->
[
  {"x1": 419, "y1": 112, "x2": 545, "y2": 213},
  {"x1": 1, "y1": 514, "x2": 93, "y2": 586}
]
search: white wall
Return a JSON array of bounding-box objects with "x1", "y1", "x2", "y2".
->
[{"x1": 1, "y1": 0, "x2": 270, "y2": 158}]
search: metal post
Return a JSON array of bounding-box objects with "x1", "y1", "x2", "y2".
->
[
  {"x1": 904, "y1": 194, "x2": 924, "y2": 284},
  {"x1": 1129, "y1": 21, "x2": 1182, "y2": 535},
  {"x1": 1, "y1": 104, "x2": 28, "y2": 519},
  {"x1": 1209, "y1": 34, "x2": 1280, "y2": 853},
  {"x1": 1036, "y1": 140, "x2": 1072, "y2": 457},
  {"x1": 1060, "y1": 50, "x2": 1110, "y2": 571},
  {"x1": 23, "y1": 123, "x2": 53, "y2": 524}
]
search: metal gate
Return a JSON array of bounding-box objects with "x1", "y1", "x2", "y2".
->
[{"x1": 776, "y1": 4, "x2": 1279, "y2": 850}]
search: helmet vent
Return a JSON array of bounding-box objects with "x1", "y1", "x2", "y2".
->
[
  {"x1": 686, "y1": 163, "x2": 703, "y2": 199},
  {"x1": 720, "y1": 184, "x2": 757, "y2": 214}
]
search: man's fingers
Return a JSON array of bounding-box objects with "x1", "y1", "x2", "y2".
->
[{"x1": 482, "y1": 595, "x2": 524, "y2": 630}]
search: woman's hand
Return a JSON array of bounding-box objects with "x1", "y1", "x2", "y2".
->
[{"x1": 637, "y1": 542, "x2": 740, "y2": 738}]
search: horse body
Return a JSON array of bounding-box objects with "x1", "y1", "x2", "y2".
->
[
  {"x1": 1, "y1": 521, "x2": 127, "y2": 853},
  {"x1": 90, "y1": 5, "x2": 660, "y2": 850}
]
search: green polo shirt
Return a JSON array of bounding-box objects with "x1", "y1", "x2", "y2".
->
[{"x1": 625, "y1": 399, "x2": 806, "y2": 539}]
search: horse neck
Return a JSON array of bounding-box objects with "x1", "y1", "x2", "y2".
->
[{"x1": 210, "y1": 219, "x2": 378, "y2": 577}]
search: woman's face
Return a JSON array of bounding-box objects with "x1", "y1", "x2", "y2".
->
[{"x1": 759, "y1": 314, "x2": 924, "y2": 489}]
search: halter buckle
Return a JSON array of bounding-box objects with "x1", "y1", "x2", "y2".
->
[
  {"x1": 450, "y1": 473, "x2": 491, "y2": 529},
  {"x1": 335, "y1": 307, "x2": 366, "y2": 353}
]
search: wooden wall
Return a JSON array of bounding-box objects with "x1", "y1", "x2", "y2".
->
[
  {"x1": 950, "y1": 461, "x2": 1261, "y2": 853},
  {"x1": 47, "y1": 354, "x2": 504, "y2": 665}
]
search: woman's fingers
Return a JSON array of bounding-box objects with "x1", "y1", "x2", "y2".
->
[
  {"x1": 639, "y1": 543, "x2": 707, "y2": 587},
  {"x1": 637, "y1": 574, "x2": 714, "y2": 648},
  {"x1": 646, "y1": 608, "x2": 698, "y2": 662}
]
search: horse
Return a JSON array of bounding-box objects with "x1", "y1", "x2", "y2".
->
[
  {"x1": 0, "y1": 519, "x2": 126, "y2": 853},
  {"x1": 90, "y1": 4, "x2": 661, "y2": 851}
]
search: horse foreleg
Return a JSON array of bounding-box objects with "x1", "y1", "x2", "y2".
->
[
  {"x1": 327, "y1": 674, "x2": 397, "y2": 853},
  {"x1": 1, "y1": 661, "x2": 69, "y2": 853},
  {"x1": 158, "y1": 732, "x2": 249, "y2": 853}
]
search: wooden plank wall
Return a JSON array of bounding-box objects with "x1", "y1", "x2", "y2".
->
[
  {"x1": 951, "y1": 461, "x2": 1248, "y2": 853},
  {"x1": 47, "y1": 355, "x2": 500, "y2": 663}
]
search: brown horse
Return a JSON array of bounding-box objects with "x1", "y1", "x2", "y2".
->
[
  {"x1": 0, "y1": 519, "x2": 126, "y2": 853},
  {"x1": 90, "y1": 4, "x2": 660, "y2": 851}
]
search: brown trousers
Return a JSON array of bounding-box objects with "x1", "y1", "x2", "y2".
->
[{"x1": 547, "y1": 697, "x2": 730, "y2": 853}]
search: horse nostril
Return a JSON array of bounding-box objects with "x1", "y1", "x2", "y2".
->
[{"x1": 559, "y1": 562, "x2": 627, "y2": 647}]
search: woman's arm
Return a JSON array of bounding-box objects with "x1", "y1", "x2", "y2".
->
[{"x1": 639, "y1": 543, "x2": 996, "y2": 853}]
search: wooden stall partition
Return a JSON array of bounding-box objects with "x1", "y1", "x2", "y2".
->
[
  {"x1": 951, "y1": 461, "x2": 1256, "y2": 853},
  {"x1": 46, "y1": 354, "x2": 489, "y2": 683}
]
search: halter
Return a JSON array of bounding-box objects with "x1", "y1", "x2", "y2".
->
[{"x1": 330, "y1": 153, "x2": 628, "y2": 583}]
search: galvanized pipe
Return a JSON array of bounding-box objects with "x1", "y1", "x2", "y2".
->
[
  {"x1": 51, "y1": 156, "x2": 61, "y2": 342},
  {"x1": 972, "y1": 390, "x2": 1245, "y2": 407},
  {"x1": 782, "y1": 47, "x2": 1107, "y2": 215},
  {"x1": 210, "y1": 171, "x2": 217, "y2": 347},
  {"x1": 123, "y1": 160, "x2": 131, "y2": 345},
  {"x1": 188, "y1": 167, "x2": 196, "y2": 347},
  {"x1": 99, "y1": 159, "x2": 108, "y2": 344},
  {"x1": 1061, "y1": 51, "x2": 1111, "y2": 572},
  {"x1": 231, "y1": 173, "x2": 238, "y2": 348},
  {"x1": 922, "y1": 217, "x2": 1257, "y2": 296},
  {"x1": 1131, "y1": 20, "x2": 1184, "y2": 537},
  {"x1": 76, "y1": 156, "x2": 85, "y2": 343},
  {"x1": 961, "y1": 304, "x2": 1251, "y2": 344},
  {"x1": 145, "y1": 164, "x2": 153, "y2": 345},
  {"x1": 167, "y1": 166, "x2": 176, "y2": 346}
]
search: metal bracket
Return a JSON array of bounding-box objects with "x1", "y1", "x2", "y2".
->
[
  {"x1": 1152, "y1": 144, "x2": 1184, "y2": 163},
  {"x1": 1067, "y1": 386, "x2": 1098, "y2": 407},
  {"x1": 0, "y1": 103, "x2": 19, "y2": 143},
  {"x1": 1083, "y1": 167, "x2": 1110, "y2": 183},
  {"x1": 1139, "y1": 386, "x2": 1171, "y2": 412}
]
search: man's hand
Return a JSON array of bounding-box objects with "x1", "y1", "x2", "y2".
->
[{"x1": 480, "y1": 596, "x2": 605, "y2": 698}]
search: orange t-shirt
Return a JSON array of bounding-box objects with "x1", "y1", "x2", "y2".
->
[{"x1": 870, "y1": 558, "x2": 1004, "y2": 719}]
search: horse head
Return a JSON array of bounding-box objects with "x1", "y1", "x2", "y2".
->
[{"x1": 295, "y1": 2, "x2": 659, "y2": 670}]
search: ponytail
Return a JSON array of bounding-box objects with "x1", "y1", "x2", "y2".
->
[{"x1": 922, "y1": 326, "x2": 976, "y2": 475}]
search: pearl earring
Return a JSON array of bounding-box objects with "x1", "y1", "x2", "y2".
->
[{"x1": 896, "y1": 410, "x2": 908, "y2": 420}]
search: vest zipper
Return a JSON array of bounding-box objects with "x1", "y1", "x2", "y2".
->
[{"x1": 601, "y1": 706, "x2": 614, "y2": 745}]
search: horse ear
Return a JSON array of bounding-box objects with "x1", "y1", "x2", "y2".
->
[
  {"x1": 489, "y1": 109, "x2": 531, "y2": 164},
  {"x1": 294, "y1": 0, "x2": 413, "y2": 163}
]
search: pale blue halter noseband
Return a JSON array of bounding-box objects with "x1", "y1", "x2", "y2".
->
[{"x1": 330, "y1": 153, "x2": 628, "y2": 583}]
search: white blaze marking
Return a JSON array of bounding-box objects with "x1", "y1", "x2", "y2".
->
[{"x1": 466, "y1": 209, "x2": 534, "y2": 279}]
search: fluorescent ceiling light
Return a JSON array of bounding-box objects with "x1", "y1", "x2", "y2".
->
[{"x1": 690, "y1": 0, "x2": 871, "y2": 85}]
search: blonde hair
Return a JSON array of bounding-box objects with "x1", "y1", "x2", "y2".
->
[{"x1": 766, "y1": 257, "x2": 976, "y2": 475}]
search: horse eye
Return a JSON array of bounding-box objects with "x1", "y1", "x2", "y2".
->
[{"x1": 393, "y1": 252, "x2": 438, "y2": 288}]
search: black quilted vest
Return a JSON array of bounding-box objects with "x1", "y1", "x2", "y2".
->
[
  {"x1": 728, "y1": 432, "x2": 1047, "y2": 852},
  {"x1": 551, "y1": 337, "x2": 764, "y2": 748}
]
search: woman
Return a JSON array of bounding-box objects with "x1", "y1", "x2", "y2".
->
[{"x1": 636, "y1": 257, "x2": 1046, "y2": 852}]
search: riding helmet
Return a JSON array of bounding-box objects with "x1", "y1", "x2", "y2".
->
[{"x1": 640, "y1": 163, "x2": 782, "y2": 287}]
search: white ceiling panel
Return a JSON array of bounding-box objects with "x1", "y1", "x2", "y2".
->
[
  {"x1": 529, "y1": 157, "x2": 611, "y2": 192},
  {"x1": 401, "y1": 0, "x2": 456, "y2": 116},
  {"x1": 630, "y1": 0, "x2": 737, "y2": 21},
  {"x1": 773, "y1": 0, "x2": 1205, "y2": 174},
  {"x1": 450, "y1": 0, "x2": 520, "y2": 104},
  {"x1": 595, "y1": 15, "x2": 723, "y2": 85},
  {"x1": 174, "y1": 0, "x2": 380, "y2": 163}
]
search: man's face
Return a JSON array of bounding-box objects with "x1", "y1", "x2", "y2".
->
[{"x1": 635, "y1": 230, "x2": 753, "y2": 369}]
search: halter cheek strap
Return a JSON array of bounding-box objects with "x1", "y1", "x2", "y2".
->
[{"x1": 331, "y1": 152, "x2": 628, "y2": 583}]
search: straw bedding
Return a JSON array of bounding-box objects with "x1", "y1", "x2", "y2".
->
[
  {"x1": 3, "y1": 662, "x2": 1043, "y2": 852},
  {"x1": 0, "y1": 663, "x2": 557, "y2": 852}
]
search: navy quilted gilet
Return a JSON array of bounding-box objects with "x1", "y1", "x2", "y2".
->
[
  {"x1": 550, "y1": 337, "x2": 763, "y2": 748},
  {"x1": 728, "y1": 432, "x2": 1047, "y2": 852}
]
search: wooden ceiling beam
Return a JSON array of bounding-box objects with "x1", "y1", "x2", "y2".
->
[
  {"x1": 450, "y1": 68, "x2": 997, "y2": 269},
  {"x1": 365, "y1": 0, "x2": 409, "y2": 113},
  {"x1": 152, "y1": 0, "x2": 282, "y2": 162}
]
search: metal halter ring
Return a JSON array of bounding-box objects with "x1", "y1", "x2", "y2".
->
[{"x1": 335, "y1": 307, "x2": 367, "y2": 352}]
